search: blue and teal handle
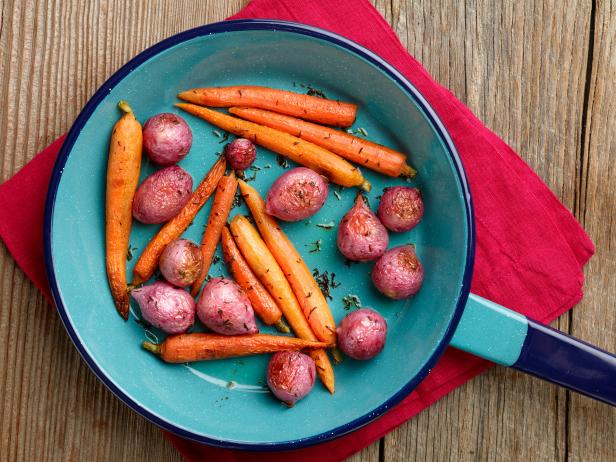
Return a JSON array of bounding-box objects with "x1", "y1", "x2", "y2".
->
[{"x1": 451, "y1": 294, "x2": 616, "y2": 406}]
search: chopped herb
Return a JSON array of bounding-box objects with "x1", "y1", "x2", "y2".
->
[
  {"x1": 231, "y1": 193, "x2": 242, "y2": 209},
  {"x1": 312, "y1": 268, "x2": 340, "y2": 300},
  {"x1": 244, "y1": 170, "x2": 258, "y2": 182},
  {"x1": 306, "y1": 239, "x2": 322, "y2": 253},
  {"x1": 346, "y1": 127, "x2": 369, "y2": 137},
  {"x1": 212, "y1": 130, "x2": 222, "y2": 138},
  {"x1": 316, "y1": 221, "x2": 335, "y2": 229},
  {"x1": 212, "y1": 255, "x2": 221, "y2": 264},
  {"x1": 263, "y1": 164, "x2": 272, "y2": 169},
  {"x1": 342, "y1": 294, "x2": 362, "y2": 310},
  {"x1": 126, "y1": 244, "x2": 138, "y2": 261},
  {"x1": 330, "y1": 273, "x2": 341, "y2": 288},
  {"x1": 219, "y1": 132, "x2": 230, "y2": 144},
  {"x1": 333, "y1": 190, "x2": 342, "y2": 201},
  {"x1": 223, "y1": 319, "x2": 233, "y2": 327},
  {"x1": 249, "y1": 165, "x2": 261, "y2": 171},
  {"x1": 305, "y1": 86, "x2": 327, "y2": 98},
  {"x1": 343, "y1": 258, "x2": 359, "y2": 267},
  {"x1": 276, "y1": 155, "x2": 289, "y2": 169}
]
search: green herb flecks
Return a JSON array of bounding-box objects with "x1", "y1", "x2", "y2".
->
[
  {"x1": 276, "y1": 155, "x2": 290, "y2": 169},
  {"x1": 306, "y1": 239, "x2": 322, "y2": 253},
  {"x1": 219, "y1": 132, "x2": 231, "y2": 144},
  {"x1": 231, "y1": 192, "x2": 242, "y2": 209},
  {"x1": 126, "y1": 244, "x2": 138, "y2": 261},
  {"x1": 346, "y1": 127, "x2": 369, "y2": 137},
  {"x1": 342, "y1": 294, "x2": 362, "y2": 310},
  {"x1": 312, "y1": 268, "x2": 340, "y2": 301},
  {"x1": 298, "y1": 83, "x2": 327, "y2": 99},
  {"x1": 333, "y1": 190, "x2": 342, "y2": 201}
]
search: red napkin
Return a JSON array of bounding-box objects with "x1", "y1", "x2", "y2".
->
[{"x1": 0, "y1": 0, "x2": 595, "y2": 461}]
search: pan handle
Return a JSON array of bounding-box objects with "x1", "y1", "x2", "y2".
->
[{"x1": 450, "y1": 293, "x2": 616, "y2": 406}]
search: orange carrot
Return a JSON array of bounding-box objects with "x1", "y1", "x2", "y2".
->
[
  {"x1": 221, "y1": 226, "x2": 288, "y2": 331},
  {"x1": 238, "y1": 180, "x2": 337, "y2": 345},
  {"x1": 142, "y1": 333, "x2": 328, "y2": 363},
  {"x1": 106, "y1": 101, "x2": 142, "y2": 319},
  {"x1": 132, "y1": 156, "x2": 226, "y2": 285},
  {"x1": 176, "y1": 103, "x2": 370, "y2": 191},
  {"x1": 177, "y1": 85, "x2": 357, "y2": 127},
  {"x1": 190, "y1": 173, "x2": 238, "y2": 296},
  {"x1": 229, "y1": 107, "x2": 416, "y2": 178},
  {"x1": 230, "y1": 215, "x2": 335, "y2": 393}
]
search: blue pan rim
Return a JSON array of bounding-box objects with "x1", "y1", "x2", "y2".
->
[{"x1": 43, "y1": 18, "x2": 475, "y2": 451}]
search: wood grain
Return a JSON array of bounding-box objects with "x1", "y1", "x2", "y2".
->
[
  {"x1": 568, "y1": 1, "x2": 616, "y2": 460},
  {"x1": 0, "y1": 0, "x2": 614, "y2": 461},
  {"x1": 375, "y1": 1, "x2": 591, "y2": 461}
]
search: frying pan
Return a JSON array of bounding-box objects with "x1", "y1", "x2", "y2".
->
[{"x1": 44, "y1": 19, "x2": 616, "y2": 450}]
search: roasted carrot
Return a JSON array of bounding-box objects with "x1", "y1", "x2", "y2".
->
[
  {"x1": 229, "y1": 107, "x2": 417, "y2": 178},
  {"x1": 142, "y1": 333, "x2": 328, "y2": 363},
  {"x1": 106, "y1": 101, "x2": 142, "y2": 320},
  {"x1": 221, "y1": 226, "x2": 288, "y2": 332},
  {"x1": 190, "y1": 173, "x2": 238, "y2": 296},
  {"x1": 132, "y1": 156, "x2": 226, "y2": 285},
  {"x1": 176, "y1": 103, "x2": 370, "y2": 191},
  {"x1": 177, "y1": 85, "x2": 357, "y2": 127},
  {"x1": 238, "y1": 180, "x2": 337, "y2": 345},
  {"x1": 230, "y1": 215, "x2": 335, "y2": 393}
]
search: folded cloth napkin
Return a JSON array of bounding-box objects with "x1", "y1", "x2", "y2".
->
[{"x1": 0, "y1": 0, "x2": 595, "y2": 461}]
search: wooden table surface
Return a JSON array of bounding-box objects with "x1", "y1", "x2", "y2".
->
[{"x1": 1, "y1": 1, "x2": 614, "y2": 460}]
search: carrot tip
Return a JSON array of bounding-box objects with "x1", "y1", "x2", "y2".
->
[
  {"x1": 142, "y1": 341, "x2": 161, "y2": 355},
  {"x1": 360, "y1": 180, "x2": 372, "y2": 192},
  {"x1": 401, "y1": 164, "x2": 417, "y2": 178},
  {"x1": 274, "y1": 319, "x2": 291, "y2": 334},
  {"x1": 177, "y1": 91, "x2": 195, "y2": 102},
  {"x1": 118, "y1": 100, "x2": 133, "y2": 114}
]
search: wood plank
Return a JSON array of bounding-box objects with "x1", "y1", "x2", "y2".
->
[
  {"x1": 0, "y1": 1, "x2": 247, "y2": 460},
  {"x1": 376, "y1": 1, "x2": 590, "y2": 461},
  {"x1": 568, "y1": 1, "x2": 616, "y2": 460}
]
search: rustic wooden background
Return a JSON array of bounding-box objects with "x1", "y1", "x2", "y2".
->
[{"x1": 1, "y1": 0, "x2": 614, "y2": 460}]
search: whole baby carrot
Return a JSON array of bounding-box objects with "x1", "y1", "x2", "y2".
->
[
  {"x1": 229, "y1": 106, "x2": 416, "y2": 178},
  {"x1": 178, "y1": 85, "x2": 357, "y2": 127},
  {"x1": 143, "y1": 333, "x2": 328, "y2": 363},
  {"x1": 105, "y1": 101, "x2": 142, "y2": 319}
]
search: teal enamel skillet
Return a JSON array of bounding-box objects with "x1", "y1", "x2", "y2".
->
[{"x1": 44, "y1": 19, "x2": 616, "y2": 450}]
